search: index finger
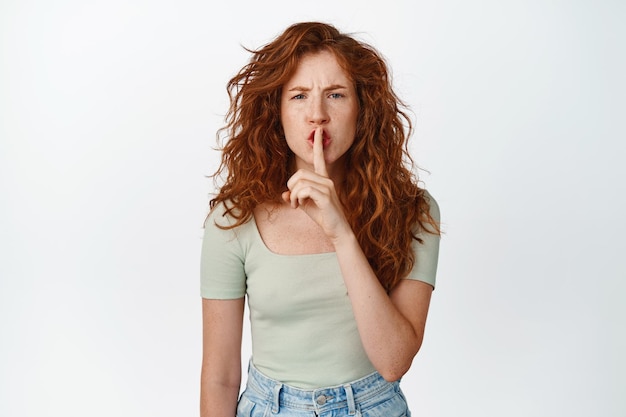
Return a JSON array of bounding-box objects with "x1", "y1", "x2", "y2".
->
[{"x1": 313, "y1": 127, "x2": 328, "y2": 177}]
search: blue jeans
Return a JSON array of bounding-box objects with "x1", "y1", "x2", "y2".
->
[{"x1": 237, "y1": 361, "x2": 411, "y2": 417}]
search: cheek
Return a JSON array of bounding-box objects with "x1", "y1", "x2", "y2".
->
[
  {"x1": 279, "y1": 100, "x2": 289, "y2": 125},
  {"x1": 280, "y1": 107, "x2": 297, "y2": 130}
]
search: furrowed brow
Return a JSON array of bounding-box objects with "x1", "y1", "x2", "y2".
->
[
  {"x1": 287, "y1": 86, "x2": 311, "y2": 92},
  {"x1": 286, "y1": 84, "x2": 348, "y2": 92},
  {"x1": 324, "y1": 84, "x2": 348, "y2": 91}
]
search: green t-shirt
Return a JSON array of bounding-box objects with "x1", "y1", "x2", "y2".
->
[{"x1": 200, "y1": 196, "x2": 440, "y2": 388}]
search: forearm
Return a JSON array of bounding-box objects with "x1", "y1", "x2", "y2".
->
[
  {"x1": 333, "y1": 232, "x2": 422, "y2": 381},
  {"x1": 200, "y1": 372, "x2": 240, "y2": 417},
  {"x1": 200, "y1": 297, "x2": 245, "y2": 416}
]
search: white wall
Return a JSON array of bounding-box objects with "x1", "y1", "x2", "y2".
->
[{"x1": 1, "y1": 1, "x2": 624, "y2": 416}]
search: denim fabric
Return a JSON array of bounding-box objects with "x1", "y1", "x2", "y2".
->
[{"x1": 236, "y1": 362, "x2": 411, "y2": 417}]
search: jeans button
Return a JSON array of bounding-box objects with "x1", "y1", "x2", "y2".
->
[{"x1": 316, "y1": 395, "x2": 327, "y2": 405}]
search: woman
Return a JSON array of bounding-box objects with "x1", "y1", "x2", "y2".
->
[{"x1": 200, "y1": 22, "x2": 441, "y2": 417}]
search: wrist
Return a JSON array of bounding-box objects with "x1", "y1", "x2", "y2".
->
[{"x1": 331, "y1": 225, "x2": 358, "y2": 250}]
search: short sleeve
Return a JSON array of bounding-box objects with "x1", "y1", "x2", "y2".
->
[
  {"x1": 405, "y1": 191, "x2": 441, "y2": 288},
  {"x1": 200, "y1": 204, "x2": 247, "y2": 299}
]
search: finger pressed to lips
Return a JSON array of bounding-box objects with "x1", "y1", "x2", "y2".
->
[
  {"x1": 313, "y1": 127, "x2": 328, "y2": 177},
  {"x1": 283, "y1": 128, "x2": 331, "y2": 208}
]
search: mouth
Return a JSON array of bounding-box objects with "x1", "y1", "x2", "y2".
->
[{"x1": 307, "y1": 129, "x2": 331, "y2": 148}]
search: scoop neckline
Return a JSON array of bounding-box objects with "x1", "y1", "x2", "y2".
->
[{"x1": 249, "y1": 214, "x2": 337, "y2": 258}]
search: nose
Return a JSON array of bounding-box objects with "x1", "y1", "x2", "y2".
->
[{"x1": 308, "y1": 96, "x2": 329, "y2": 125}]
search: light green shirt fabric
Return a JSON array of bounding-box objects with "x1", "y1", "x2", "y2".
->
[{"x1": 200, "y1": 196, "x2": 440, "y2": 388}]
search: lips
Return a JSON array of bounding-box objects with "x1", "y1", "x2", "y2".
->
[{"x1": 307, "y1": 129, "x2": 331, "y2": 147}]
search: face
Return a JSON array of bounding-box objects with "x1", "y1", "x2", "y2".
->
[{"x1": 280, "y1": 50, "x2": 359, "y2": 174}]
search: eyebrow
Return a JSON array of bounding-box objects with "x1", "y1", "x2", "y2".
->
[{"x1": 287, "y1": 84, "x2": 349, "y2": 92}]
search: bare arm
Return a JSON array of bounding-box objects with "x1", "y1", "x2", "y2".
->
[
  {"x1": 200, "y1": 297, "x2": 245, "y2": 417},
  {"x1": 333, "y1": 234, "x2": 433, "y2": 381},
  {"x1": 284, "y1": 127, "x2": 437, "y2": 381}
]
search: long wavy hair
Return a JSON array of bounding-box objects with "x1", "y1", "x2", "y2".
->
[{"x1": 209, "y1": 22, "x2": 439, "y2": 291}]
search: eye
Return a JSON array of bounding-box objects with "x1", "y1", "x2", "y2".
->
[
  {"x1": 329, "y1": 93, "x2": 344, "y2": 99},
  {"x1": 292, "y1": 94, "x2": 306, "y2": 100}
]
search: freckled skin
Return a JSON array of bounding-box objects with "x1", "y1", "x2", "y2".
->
[{"x1": 280, "y1": 50, "x2": 359, "y2": 177}]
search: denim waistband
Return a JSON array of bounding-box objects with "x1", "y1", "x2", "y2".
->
[{"x1": 242, "y1": 361, "x2": 400, "y2": 415}]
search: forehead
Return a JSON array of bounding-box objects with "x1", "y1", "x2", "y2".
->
[{"x1": 285, "y1": 50, "x2": 352, "y2": 86}]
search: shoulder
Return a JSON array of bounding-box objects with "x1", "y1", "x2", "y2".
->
[
  {"x1": 416, "y1": 189, "x2": 440, "y2": 236},
  {"x1": 204, "y1": 200, "x2": 246, "y2": 229},
  {"x1": 203, "y1": 200, "x2": 258, "y2": 253},
  {"x1": 405, "y1": 189, "x2": 441, "y2": 287},
  {"x1": 421, "y1": 189, "x2": 440, "y2": 222}
]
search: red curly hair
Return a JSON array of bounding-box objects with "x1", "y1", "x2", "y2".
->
[{"x1": 209, "y1": 22, "x2": 439, "y2": 291}]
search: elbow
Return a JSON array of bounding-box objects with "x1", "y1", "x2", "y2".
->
[
  {"x1": 378, "y1": 357, "x2": 414, "y2": 382},
  {"x1": 201, "y1": 359, "x2": 242, "y2": 390},
  {"x1": 380, "y1": 368, "x2": 407, "y2": 383},
  {"x1": 378, "y1": 341, "x2": 424, "y2": 382}
]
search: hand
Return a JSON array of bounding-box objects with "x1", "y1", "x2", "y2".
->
[{"x1": 282, "y1": 127, "x2": 351, "y2": 241}]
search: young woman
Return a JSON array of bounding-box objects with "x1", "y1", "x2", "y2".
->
[{"x1": 200, "y1": 21, "x2": 441, "y2": 417}]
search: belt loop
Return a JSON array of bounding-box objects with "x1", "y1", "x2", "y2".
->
[
  {"x1": 271, "y1": 383, "x2": 282, "y2": 413},
  {"x1": 344, "y1": 383, "x2": 356, "y2": 415}
]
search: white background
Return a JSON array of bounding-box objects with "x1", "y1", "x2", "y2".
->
[{"x1": 1, "y1": 1, "x2": 625, "y2": 416}]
